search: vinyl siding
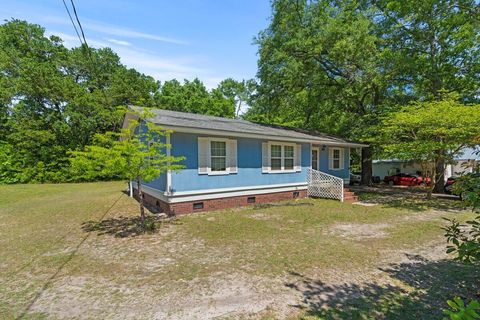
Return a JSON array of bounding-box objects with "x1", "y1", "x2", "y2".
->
[{"x1": 170, "y1": 132, "x2": 310, "y2": 192}]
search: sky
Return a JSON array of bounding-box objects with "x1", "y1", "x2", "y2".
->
[{"x1": 0, "y1": 0, "x2": 272, "y2": 89}]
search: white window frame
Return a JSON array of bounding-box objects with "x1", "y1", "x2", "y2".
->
[
  {"x1": 207, "y1": 138, "x2": 230, "y2": 175},
  {"x1": 311, "y1": 147, "x2": 319, "y2": 170},
  {"x1": 329, "y1": 147, "x2": 344, "y2": 170},
  {"x1": 268, "y1": 142, "x2": 297, "y2": 173}
]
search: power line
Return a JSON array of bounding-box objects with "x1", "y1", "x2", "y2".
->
[
  {"x1": 69, "y1": 0, "x2": 90, "y2": 50},
  {"x1": 60, "y1": 0, "x2": 109, "y2": 104},
  {"x1": 61, "y1": 0, "x2": 83, "y2": 47}
]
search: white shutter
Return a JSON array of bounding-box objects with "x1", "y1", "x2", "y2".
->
[
  {"x1": 328, "y1": 148, "x2": 333, "y2": 170},
  {"x1": 198, "y1": 137, "x2": 208, "y2": 174},
  {"x1": 228, "y1": 139, "x2": 237, "y2": 173},
  {"x1": 340, "y1": 148, "x2": 345, "y2": 170},
  {"x1": 262, "y1": 142, "x2": 270, "y2": 173},
  {"x1": 294, "y1": 144, "x2": 302, "y2": 172}
]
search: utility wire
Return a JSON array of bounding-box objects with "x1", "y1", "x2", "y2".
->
[
  {"x1": 69, "y1": 0, "x2": 90, "y2": 50},
  {"x1": 61, "y1": 0, "x2": 83, "y2": 47},
  {"x1": 61, "y1": 0, "x2": 110, "y2": 105}
]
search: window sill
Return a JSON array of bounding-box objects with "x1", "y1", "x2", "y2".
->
[{"x1": 266, "y1": 170, "x2": 298, "y2": 174}]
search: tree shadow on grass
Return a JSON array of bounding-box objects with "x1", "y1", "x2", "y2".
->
[
  {"x1": 82, "y1": 215, "x2": 182, "y2": 238},
  {"x1": 354, "y1": 188, "x2": 465, "y2": 212},
  {"x1": 286, "y1": 254, "x2": 480, "y2": 319}
]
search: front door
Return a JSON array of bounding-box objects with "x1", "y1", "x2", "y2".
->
[{"x1": 311, "y1": 147, "x2": 319, "y2": 170}]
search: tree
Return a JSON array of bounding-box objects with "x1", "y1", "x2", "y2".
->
[
  {"x1": 248, "y1": 0, "x2": 480, "y2": 187},
  {"x1": 442, "y1": 152, "x2": 480, "y2": 319},
  {"x1": 376, "y1": 94, "x2": 480, "y2": 198},
  {"x1": 69, "y1": 109, "x2": 184, "y2": 227},
  {"x1": 0, "y1": 19, "x2": 159, "y2": 183},
  {"x1": 217, "y1": 78, "x2": 254, "y2": 117},
  {"x1": 248, "y1": 0, "x2": 390, "y2": 184},
  {"x1": 155, "y1": 78, "x2": 235, "y2": 117},
  {"x1": 375, "y1": 0, "x2": 480, "y2": 192}
]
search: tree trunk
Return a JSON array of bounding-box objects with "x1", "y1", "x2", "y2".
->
[
  {"x1": 137, "y1": 179, "x2": 146, "y2": 229},
  {"x1": 433, "y1": 157, "x2": 445, "y2": 194},
  {"x1": 361, "y1": 147, "x2": 372, "y2": 186}
]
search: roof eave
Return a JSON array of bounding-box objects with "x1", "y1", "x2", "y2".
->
[{"x1": 157, "y1": 124, "x2": 368, "y2": 148}]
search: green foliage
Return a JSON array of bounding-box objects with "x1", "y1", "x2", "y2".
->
[
  {"x1": 443, "y1": 214, "x2": 480, "y2": 264},
  {"x1": 154, "y1": 78, "x2": 235, "y2": 117},
  {"x1": 217, "y1": 78, "x2": 255, "y2": 117},
  {"x1": 377, "y1": 96, "x2": 480, "y2": 162},
  {"x1": 69, "y1": 109, "x2": 185, "y2": 183},
  {"x1": 444, "y1": 170, "x2": 480, "y2": 264},
  {"x1": 453, "y1": 174, "x2": 480, "y2": 212},
  {"x1": 375, "y1": 95, "x2": 480, "y2": 194},
  {"x1": 248, "y1": 0, "x2": 387, "y2": 138},
  {"x1": 0, "y1": 19, "x2": 239, "y2": 184},
  {"x1": 443, "y1": 297, "x2": 480, "y2": 320},
  {"x1": 248, "y1": 0, "x2": 480, "y2": 145}
]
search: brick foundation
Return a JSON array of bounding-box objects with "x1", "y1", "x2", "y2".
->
[{"x1": 134, "y1": 188, "x2": 307, "y2": 215}]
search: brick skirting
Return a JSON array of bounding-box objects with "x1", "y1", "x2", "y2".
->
[{"x1": 134, "y1": 188, "x2": 308, "y2": 215}]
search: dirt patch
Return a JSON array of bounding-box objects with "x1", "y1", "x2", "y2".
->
[
  {"x1": 249, "y1": 212, "x2": 273, "y2": 220},
  {"x1": 329, "y1": 223, "x2": 391, "y2": 239}
]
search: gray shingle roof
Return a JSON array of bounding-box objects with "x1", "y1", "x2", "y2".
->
[{"x1": 131, "y1": 106, "x2": 366, "y2": 147}]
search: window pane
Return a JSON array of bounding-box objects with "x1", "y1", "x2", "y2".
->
[
  {"x1": 333, "y1": 159, "x2": 340, "y2": 169},
  {"x1": 211, "y1": 141, "x2": 226, "y2": 157},
  {"x1": 285, "y1": 158, "x2": 294, "y2": 170},
  {"x1": 271, "y1": 145, "x2": 281, "y2": 157},
  {"x1": 211, "y1": 157, "x2": 226, "y2": 171},
  {"x1": 284, "y1": 145, "x2": 294, "y2": 158},
  {"x1": 271, "y1": 158, "x2": 281, "y2": 170},
  {"x1": 333, "y1": 149, "x2": 340, "y2": 159}
]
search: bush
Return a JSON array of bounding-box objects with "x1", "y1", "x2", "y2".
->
[{"x1": 443, "y1": 297, "x2": 480, "y2": 320}]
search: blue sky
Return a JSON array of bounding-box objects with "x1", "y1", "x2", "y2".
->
[{"x1": 0, "y1": 0, "x2": 271, "y2": 88}]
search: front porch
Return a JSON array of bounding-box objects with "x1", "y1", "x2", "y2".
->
[{"x1": 307, "y1": 168, "x2": 358, "y2": 202}]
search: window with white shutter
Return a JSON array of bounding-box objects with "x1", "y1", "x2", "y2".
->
[{"x1": 198, "y1": 137, "x2": 237, "y2": 175}]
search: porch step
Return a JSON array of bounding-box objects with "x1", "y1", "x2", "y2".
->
[{"x1": 343, "y1": 188, "x2": 359, "y2": 203}]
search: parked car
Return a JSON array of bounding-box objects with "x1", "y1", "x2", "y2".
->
[
  {"x1": 349, "y1": 172, "x2": 361, "y2": 185},
  {"x1": 444, "y1": 173, "x2": 480, "y2": 194},
  {"x1": 444, "y1": 177, "x2": 456, "y2": 194},
  {"x1": 383, "y1": 173, "x2": 431, "y2": 186}
]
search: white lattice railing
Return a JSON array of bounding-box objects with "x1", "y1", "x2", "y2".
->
[{"x1": 307, "y1": 168, "x2": 344, "y2": 202}]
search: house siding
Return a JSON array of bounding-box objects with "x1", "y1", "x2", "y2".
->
[
  {"x1": 170, "y1": 132, "x2": 310, "y2": 192},
  {"x1": 314, "y1": 145, "x2": 350, "y2": 181},
  {"x1": 137, "y1": 121, "x2": 167, "y2": 192}
]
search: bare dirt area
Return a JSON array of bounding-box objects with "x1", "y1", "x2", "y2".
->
[{"x1": 1, "y1": 182, "x2": 478, "y2": 319}]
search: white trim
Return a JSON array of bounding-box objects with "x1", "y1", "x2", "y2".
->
[
  {"x1": 329, "y1": 147, "x2": 344, "y2": 170},
  {"x1": 311, "y1": 147, "x2": 320, "y2": 170},
  {"x1": 137, "y1": 183, "x2": 308, "y2": 203},
  {"x1": 267, "y1": 141, "x2": 297, "y2": 173},
  {"x1": 158, "y1": 124, "x2": 367, "y2": 148},
  {"x1": 166, "y1": 134, "x2": 172, "y2": 194},
  {"x1": 200, "y1": 137, "x2": 237, "y2": 175},
  {"x1": 170, "y1": 182, "x2": 308, "y2": 196}
]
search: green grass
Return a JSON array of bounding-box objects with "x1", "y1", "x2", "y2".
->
[{"x1": 0, "y1": 182, "x2": 477, "y2": 319}]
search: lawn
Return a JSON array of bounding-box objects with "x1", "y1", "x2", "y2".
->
[{"x1": 0, "y1": 182, "x2": 478, "y2": 319}]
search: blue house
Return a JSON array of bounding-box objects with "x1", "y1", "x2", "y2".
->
[{"x1": 125, "y1": 108, "x2": 366, "y2": 214}]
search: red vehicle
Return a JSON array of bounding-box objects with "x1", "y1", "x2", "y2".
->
[{"x1": 384, "y1": 173, "x2": 431, "y2": 186}]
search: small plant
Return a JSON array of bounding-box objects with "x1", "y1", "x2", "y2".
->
[
  {"x1": 443, "y1": 297, "x2": 480, "y2": 320},
  {"x1": 443, "y1": 215, "x2": 480, "y2": 264},
  {"x1": 143, "y1": 218, "x2": 157, "y2": 234}
]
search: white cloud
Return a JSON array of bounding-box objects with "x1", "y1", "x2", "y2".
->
[
  {"x1": 85, "y1": 21, "x2": 188, "y2": 45},
  {"x1": 37, "y1": 13, "x2": 187, "y2": 45},
  {"x1": 106, "y1": 38, "x2": 131, "y2": 46},
  {"x1": 46, "y1": 31, "x2": 214, "y2": 85}
]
